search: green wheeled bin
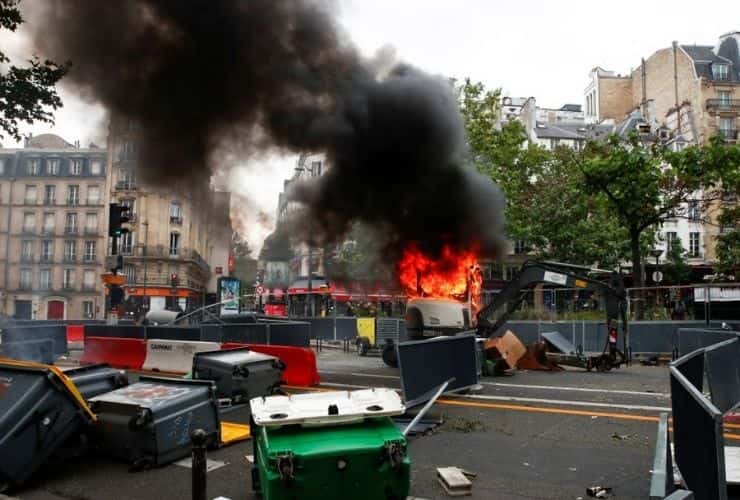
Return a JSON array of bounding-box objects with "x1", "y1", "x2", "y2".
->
[{"x1": 250, "y1": 389, "x2": 410, "y2": 500}]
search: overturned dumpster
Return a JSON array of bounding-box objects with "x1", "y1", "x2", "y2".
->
[{"x1": 0, "y1": 358, "x2": 96, "y2": 492}]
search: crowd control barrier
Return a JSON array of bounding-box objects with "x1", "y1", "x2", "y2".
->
[
  {"x1": 66, "y1": 325, "x2": 85, "y2": 342},
  {"x1": 80, "y1": 336, "x2": 147, "y2": 370},
  {"x1": 142, "y1": 340, "x2": 220, "y2": 373},
  {"x1": 221, "y1": 342, "x2": 319, "y2": 387}
]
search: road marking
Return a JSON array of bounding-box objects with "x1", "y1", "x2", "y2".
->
[
  {"x1": 462, "y1": 393, "x2": 671, "y2": 412},
  {"x1": 320, "y1": 370, "x2": 668, "y2": 398},
  {"x1": 283, "y1": 385, "x2": 740, "y2": 440},
  {"x1": 481, "y1": 382, "x2": 669, "y2": 398},
  {"x1": 314, "y1": 382, "x2": 671, "y2": 412}
]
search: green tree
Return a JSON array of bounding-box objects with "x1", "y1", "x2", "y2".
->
[
  {"x1": 662, "y1": 237, "x2": 691, "y2": 285},
  {"x1": 231, "y1": 232, "x2": 257, "y2": 286},
  {"x1": 580, "y1": 135, "x2": 733, "y2": 317},
  {"x1": 457, "y1": 79, "x2": 626, "y2": 266},
  {"x1": 0, "y1": 0, "x2": 69, "y2": 140}
]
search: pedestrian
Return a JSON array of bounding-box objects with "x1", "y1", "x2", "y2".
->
[{"x1": 608, "y1": 319, "x2": 618, "y2": 358}]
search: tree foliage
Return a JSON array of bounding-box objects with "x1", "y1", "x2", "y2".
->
[
  {"x1": 662, "y1": 236, "x2": 691, "y2": 285},
  {"x1": 0, "y1": 0, "x2": 69, "y2": 141},
  {"x1": 457, "y1": 79, "x2": 626, "y2": 267}
]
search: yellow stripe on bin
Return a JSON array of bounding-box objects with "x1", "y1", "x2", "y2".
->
[{"x1": 357, "y1": 317, "x2": 376, "y2": 346}]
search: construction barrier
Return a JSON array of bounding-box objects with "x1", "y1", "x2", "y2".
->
[
  {"x1": 145, "y1": 326, "x2": 201, "y2": 341},
  {"x1": 221, "y1": 342, "x2": 320, "y2": 387},
  {"x1": 80, "y1": 336, "x2": 147, "y2": 370},
  {"x1": 66, "y1": 325, "x2": 85, "y2": 342},
  {"x1": 143, "y1": 339, "x2": 221, "y2": 373},
  {"x1": 84, "y1": 324, "x2": 146, "y2": 340}
]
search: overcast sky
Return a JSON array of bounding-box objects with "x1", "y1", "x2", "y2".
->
[{"x1": 2, "y1": 0, "x2": 739, "y2": 251}]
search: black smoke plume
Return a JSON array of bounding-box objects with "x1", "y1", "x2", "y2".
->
[{"x1": 28, "y1": 0, "x2": 505, "y2": 262}]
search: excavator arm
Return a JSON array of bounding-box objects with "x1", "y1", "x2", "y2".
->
[{"x1": 476, "y1": 261, "x2": 628, "y2": 346}]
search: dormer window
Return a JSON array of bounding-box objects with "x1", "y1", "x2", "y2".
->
[{"x1": 712, "y1": 63, "x2": 729, "y2": 81}]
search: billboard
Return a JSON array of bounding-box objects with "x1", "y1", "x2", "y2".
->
[{"x1": 217, "y1": 277, "x2": 241, "y2": 316}]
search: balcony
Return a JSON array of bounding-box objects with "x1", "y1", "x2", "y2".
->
[
  {"x1": 719, "y1": 129, "x2": 738, "y2": 141},
  {"x1": 66, "y1": 198, "x2": 80, "y2": 206},
  {"x1": 39, "y1": 283, "x2": 52, "y2": 291},
  {"x1": 81, "y1": 284, "x2": 97, "y2": 292},
  {"x1": 84, "y1": 227, "x2": 99, "y2": 236},
  {"x1": 127, "y1": 245, "x2": 210, "y2": 274},
  {"x1": 20, "y1": 255, "x2": 34, "y2": 263},
  {"x1": 41, "y1": 227, "x2": 55, "y2": 235},
  {"x1": 707, "y1": 99, "x2": 740, "y2": 113},
  {"x1": 21, "y1": 227, "x2": 36, "y2": 235},
  {"x1": 64, "y1": 226, "x2": 79, "y2": 235},
  {"x1": 86, "y1": 198, "x2": 102, "y2": 206},
  {"x1": 83, "y1": 255, "x2": 97, "y2": 263},
  {"x1": 18, "y1": 282, "x2": 32, "y2": 291},
  {"x1": 24, "y1": 198, "x2": 37, "y2": 205},
  {"x1": 40, "y1": 254, "x2": 53, "y2": 263},
  {"x1": 63, "y1": 255, "x2": 77, "y2": 263},
  {"x1": 169, "y1": 216, "x2": 183, "y2": 225},
  {"x1": 115, "y1": 181, "x2": 138, "y2": 191},
  {"x1": 43, "y1": 198, "x2": 56, "y2": 206},
  {"x1": 62, "y1": 283, "x2": 76, "y2": 291}
]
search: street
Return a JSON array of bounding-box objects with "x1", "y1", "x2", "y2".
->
[{"x1": 15, "y1": 350, "x2": 672, "y2": 500}]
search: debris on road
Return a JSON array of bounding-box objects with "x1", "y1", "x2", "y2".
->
[
  {"x1": 517, "y1": 340, "x2": 563, "y2": 371},
  {"x1": 437, "y1": 466, "x2": 473, "y2": 496},
  {"x1": 484, "y1": 331, "x2": 526, "y2": 371},
  {"x1": 611, "y1": 432, "x2": 630, "y2": 441},
  {"x1": 586, "y1": 486, "x2": 612, "y2": 497}
]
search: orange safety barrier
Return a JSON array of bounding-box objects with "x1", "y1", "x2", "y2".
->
[
  {"x1": 221, "y1": 342, "x2": 320, "y2": 387},
  {"x1": 80, "y1": 336, "x2": 147, "y2": 370},
  {"x1": 66, "y1": 325, "x2": 85, "y2": 342}
]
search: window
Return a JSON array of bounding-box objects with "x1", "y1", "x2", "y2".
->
[
  {"x1": 87, "y1": 185, "x2": 100, "y2": 204},
  {"x1": 85, "y1": 213, "x2": 98, "y2": 234},
  {"x1": 20, "y1": 268, "x2": 32, "y2": 289},
  {"x1": 23, "y1": 212, "x2": 36, "y2": 232},
  {"x1": 90, "y1": 160, "x2": 102, "y2": 176},
  {"x1": 26, "y1": 159, "x2": 40, "y2": 175},
  {"x1": 65, "y1": 213, "x2": 78, "y2": 234},
  {"x1": 720, "y1": 117, "x2": 734, "y2": 131},
  {"x1": 169, "y1": 232, "x2": 180, "y2": 256},
  {"x1": 665, "y1": 231, "x2": 678, "y2": 251},
  {"x1": 44, "y1": 185, "x2": 56, "y2": 205},
  {"x1": 122, "y1": 140, "x2": 136, "y2": 160},
  {"x1": 689, "y1": 232, "x2": 700, "y2": 258},
  {"x1": 41, "y1": 240, "x2": 53, "y2": 262},
  {"x1": 718, "y1": 91, "x2": 731, "y2": 105},
  {"x1": 46, "y1": 159, "x2": 60, "y2": 175},
  {"x1": 121, "y1": 198, "x2": 135, "y2": 214},
  {"x1": 43, "y1": 212, "x2": 55, "y2": 234},
  {"x1": 21, "y1": 240, "x2": 32, "y2": 261},
  {"x1": 120, "y1": 232, "x2": 133, "y2": 254},
  {"x1": 514, "y1": 240, "x2": 529, "y2": 255},
  {"x1": 64, "y1": 240, "x2": 76, "y2": 262},
  {"x1": 169, "y1": 202, "x2": 182, "y2": 223},
  {"x1": 712, "y1": 63, "x2": 729, "y2": 81},
  {"x1": 83, "y1": 270, "x2": 95, "y2": 290},
  {"x1": 70, "y1": 159, "x2": 82, "y2": 175},
  {"x1": 84, "y1": 241, "x2": 96, "y2": 261},
  {"x1": 687, "y1": 200, "x2": 700, "y2": 221},
  {"x1": 311, "y1": 161, "x2": 322, "y2": 176},
  {"x1": 39, "y1": 269, "x2": 52, "y2": 290},
  {"x1": 25, "y1": 185, "x2": 37, "y2": 204},
  {"x1": 62, "y1": 269, "x2": 75, "y2": 289},
  {"x1": 123, "y1": 264, "x2": 136, "y2": 283},
  {"x1": 67, "y1": 185, "x2": 80, "y2": 205},
  {"x1": 117, "y1": 168, "x2": 136, "y2": 190},
  {"x1": 82, "y1": 301, "x2": 94, "y2": 318},
  {"x1": 550, "y1": 139, "x2": 560, "y2": 149}
]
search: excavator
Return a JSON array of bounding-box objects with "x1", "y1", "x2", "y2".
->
[{"x1": 384, "y1": 260, "x2": 628, "y2": 371}]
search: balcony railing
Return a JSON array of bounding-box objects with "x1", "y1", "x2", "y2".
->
[
  {"x1": 21, "y1": 227, "x2": 36, "y2": 235},
  {"x1": 719, "y1": 129, "x2": 739, "y2": 141},
  {"x1": 115, "y1": 181, "x2": 138, "y2": 191},
  {"x1": 67, "y1": 198, "x2": 80, "y2": 206},
  {"x1": 81, "y1": 284, "x2": 97, "y2": 291},
  {"x1": 63, "y1": 255, "x2": 77, "y2": 263},
  {"x1": 64, "y1": 226, "x2": 79, "y2": 235},
  {"x1": 24, "y1": 198, "x2": 37, "y2": 205},
  {"x1": 18, "y1": 282, "x2": 32, "y2": 290},
  {"x1": 41, "y1": 227, "x2": 55, "y2": 235},
  {"x1": 86, "y1": 198, "x2": 102, "y2": 205},
  {"x1": 20, "y1": 255, "x2": 34, "y2": 263},
  {"x1": 126, "y1": 245, "x2": 210, "y2": 273},
  {"x1": 169, "y1": 216, "x2": 183, "y2": 225},
  {"x1": 62, "y1": 283, "x2": 76, "y2": 291},
  {"x1": 83, "y1": 255, "x2": 97, "y2": 263},
  {"x1": 707, "y1": 99, "x2": 740, "y2": 111},
  {"x1": 84, "y1": 227, "x2": 99, "y2": 236},
  {"x1": 40, "y1": 254, "x2": 53, "y2": 263},
  {"x1": 43, "y1": 198, "x2": 56, "y2": 206}
]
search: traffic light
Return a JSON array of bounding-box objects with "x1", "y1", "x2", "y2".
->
[
  {"x1": 109, "y1": 284, "x2": 125, "y2": 308},
  {"x1": 170, "y1": 273, "x2": 179, "y2": 287},
  {"x1": 108, "y1": 203, "x2": 131, "y2": 237}
]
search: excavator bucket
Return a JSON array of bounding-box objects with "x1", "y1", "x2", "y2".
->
[{"x1": 516, "y1": 341, "x2": 564, "y2": 371}]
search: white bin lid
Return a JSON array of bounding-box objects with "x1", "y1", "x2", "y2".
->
[{"x1": 250, "y1": 388, "x2": 405, "y2": 427}]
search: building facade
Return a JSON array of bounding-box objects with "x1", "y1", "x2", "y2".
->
[
  {"x1": 585, "y1": 31, "x2": 740, "y2": 267},
  {"x1": 105, "y1": 118, "x2": 232, "y2": 316},
  {"x1": 0, "y1": 134, "x2": 108, "y2": 319}
]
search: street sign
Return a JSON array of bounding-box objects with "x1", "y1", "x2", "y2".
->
[
  {"x1": 652, "y1": 271, "x2": 664, "y2": 283},
  {"x1": 255, "y1": 285, "x2": 265, "y2": 295}
]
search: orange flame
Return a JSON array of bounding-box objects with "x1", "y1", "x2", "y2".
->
[{"x1": 397, "y1": 244, "x2": 480, "y2": 300}]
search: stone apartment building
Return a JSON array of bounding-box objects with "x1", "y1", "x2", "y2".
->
[
  {"x1": 106, "y1": 117, "x2": 232, "y2": 315},
  {"x1": 0, "y1": 134, "x2": 108, "y2": 319},
  {"x1": 585, "y1": 30, "x2": 740, "y2": 268}
]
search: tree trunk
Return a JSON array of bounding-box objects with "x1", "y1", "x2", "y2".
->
[{"x1": 630, "y1": 227, "x2": 644, "y2": 320}]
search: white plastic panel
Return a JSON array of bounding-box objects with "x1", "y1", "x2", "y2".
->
[{"x1": 250, "y1": 388, "x2": 405, "y2": 427}]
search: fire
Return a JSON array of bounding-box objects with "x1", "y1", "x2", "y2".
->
[{"x1": 397, "y1": 244, "x2": 481, "y2": 300}]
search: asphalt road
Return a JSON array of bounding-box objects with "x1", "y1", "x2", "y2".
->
[{"x1": 13, "y1": 349, "x2": 673, "y2": 500}]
